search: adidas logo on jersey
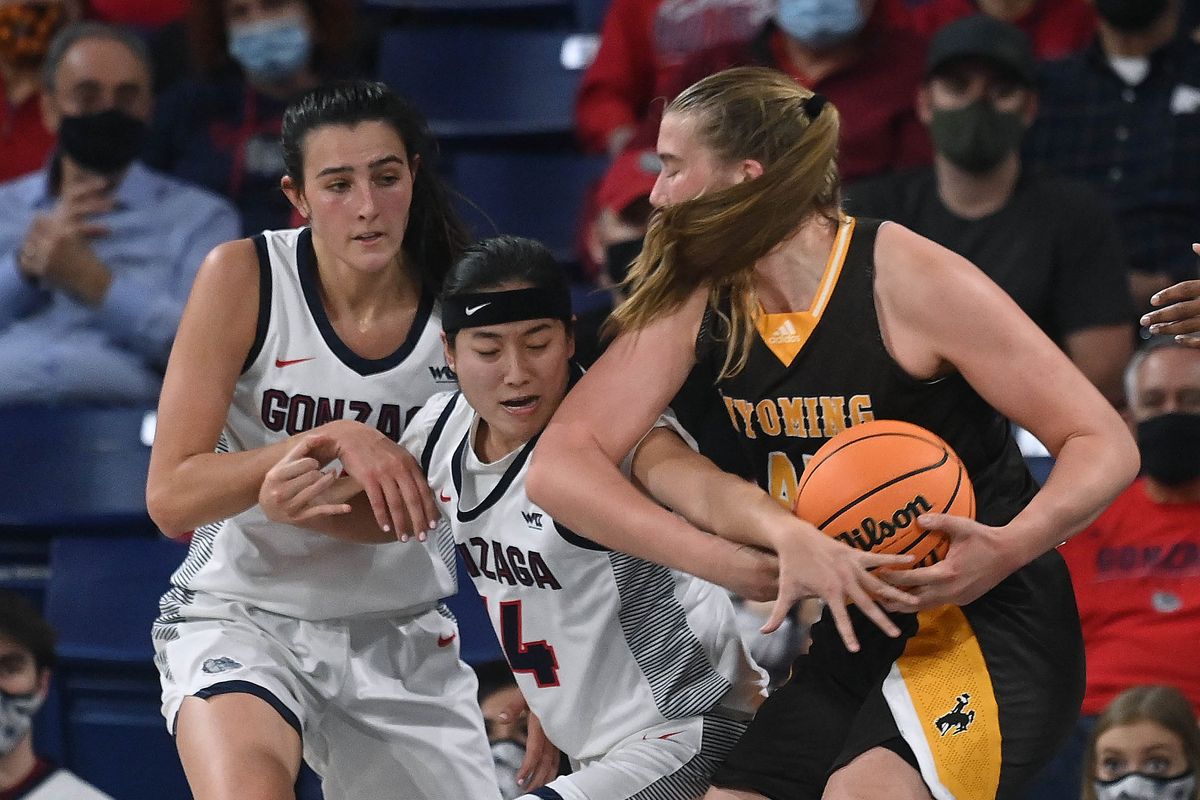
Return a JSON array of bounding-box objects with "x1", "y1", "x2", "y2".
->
[
  {"x1": 768, "y1": 319, "x2": 804, "y2": 344},
  {"x1": 522, "y1": 510, "x2": 544, "y2": 529}
]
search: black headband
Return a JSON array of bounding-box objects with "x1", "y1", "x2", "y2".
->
[
  {"x1": 804, "y1": 94, "x2": 828, "y2": 121},
  {"x1": 442, "y1": 286, "x2": 573, "y2": 334}
]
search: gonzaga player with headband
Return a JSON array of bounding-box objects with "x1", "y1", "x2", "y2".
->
[
  {"x1": 145, "y1": 81, "x2": 500, "y2": 800},
  {"x1": 260, "y1": 235, "x2": 915, "y2": 800},
  {"x1": 528, "y1": 68, "x2": 1139, "y2": 800}
]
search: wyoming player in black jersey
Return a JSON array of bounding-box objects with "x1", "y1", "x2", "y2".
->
[{"x1": 528, "y1": 67, "x2": 1139, "y2": 800}]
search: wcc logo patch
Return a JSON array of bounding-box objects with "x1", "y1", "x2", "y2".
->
[
  {"x1": 934, "y1": 693, "x2": 975, "y2": 736},
  {"x1": 522, "y1": 511, "x2": 544, "y2": 529},
  {"x1": 202, "y1": 656, "x2": 243, "y2": 674}
]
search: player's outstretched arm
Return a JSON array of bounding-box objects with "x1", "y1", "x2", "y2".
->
[
  {"x1": 631, "y1": 426, "x2": 917, "y2": 648},
  {"x1": 146, "y1": 241, "x2": 436, "y2": 539},
  {"x1": 871, "y1": 224, "x2": 1140, "y2": 608}
]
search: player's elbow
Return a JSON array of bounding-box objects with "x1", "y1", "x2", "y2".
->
[{"x1": 146, "y1": 481, "x2": 192, "y2": 540}]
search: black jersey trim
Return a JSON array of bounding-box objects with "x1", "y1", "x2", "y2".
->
[
  {"x1": 241, "y1": 234, "x2": 274, "y2": 374},
  {"x1": 421, "y1": 392, "x2": 461, "y2": 475},
  {"x1": 554, "y1": 519, "x2": 610, "y2": 552},
  {"x1": 295, "y1": 227, "x2": 435, "y2": 377},
  {"x1": 451, "y1": 430, "x2": 538, "y2": 522}
]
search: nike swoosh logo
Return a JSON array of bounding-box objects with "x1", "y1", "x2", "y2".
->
[
  {"x1": 437, "y1": 633, "x2": 457, "y2": 647},
  {"x1": 465, "y1": 303, "x2": 490, "y2": 315},
  {"x1": 643, "y1": 730, "x2": 685, "y2": 741},
  {"x1": 439, "y1": 491, "x2": 451, "y2": 502},
  {"x1": 275, "y1": 357, "x2": 315, "y2": 368}
]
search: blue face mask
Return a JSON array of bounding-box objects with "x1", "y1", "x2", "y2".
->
[
  {"x1": 775, "y1": 0, "x2": 867, "y2": 48},
  {"x1": 228, "y1": 14, "x2": 312, "y2": 81}
]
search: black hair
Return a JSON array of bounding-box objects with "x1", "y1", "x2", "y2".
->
[
  {"x1": 441, "y1": 235, "x2": 572, "y2": 344},
  {"x1": 0, "y1": 591, "x2": 56, "y2": 672},
  {"x1": 282, "y1": 80, "x2": 469, "y2": 294},
  {"x1": 443, "y1": 235, "x2": 566, "y2": 297}
]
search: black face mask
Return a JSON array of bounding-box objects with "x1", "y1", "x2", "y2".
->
[
  {"x1": 1095, "y1": 0, "x2": 1169, "y2": 32},
  {"x1": 1137, "y1": 413, "x2": 1200, "y2": 487},
  {"x1": 928, "y1": 100, "x2": 1025, "y2": 174},
  {"x1": 57, "y1": 108, "x2": 147, "y2": 175},
  {"x1": 605, "y1": 238, "x2": 643, "y2": 285}
]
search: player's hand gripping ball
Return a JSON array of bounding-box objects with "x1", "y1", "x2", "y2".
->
[{"x1": 794, "y1": 420, "x2": 975, "y2": 568}]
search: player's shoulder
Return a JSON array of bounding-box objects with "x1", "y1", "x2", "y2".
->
[{"x1": 399, "y1": 390, "x2": 465, "y2": 456}]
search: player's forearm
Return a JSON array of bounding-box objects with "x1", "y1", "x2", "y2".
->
[
  {"x1": 529, "y1": 438, "x2": 775, "y2": 597},
  {"x1": 289, "y1": 498, "x2": 399, "y2": 544},
  {"x1": 147, "y1": 438, "x2": 301, "y2": 537},
  {"x1": 1006, "y1": 426, "x2": 1139, "y2": 565}
]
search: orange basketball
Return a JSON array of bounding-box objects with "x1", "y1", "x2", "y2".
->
[{"x1": 793, "y1": 420, "x2": 975, "y2": 568}]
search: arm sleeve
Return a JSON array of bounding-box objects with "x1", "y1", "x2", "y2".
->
[
  {"x1": 97, "y1": 195, "x2": 241, "y2": 367},
  {"x1": 575, "y1": 0, "x2": 657, "y2": 152}
]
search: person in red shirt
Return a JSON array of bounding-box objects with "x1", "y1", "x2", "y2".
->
[
  {"x1": 0, "y1": 0, "x2": 76, "y2": 182},
  {"x1": 906, "y1": 0, "x2": 1095, "y2": 61},
  {"x1": 1030, "y1": 338, "x2": 1200, "y2": 800}
]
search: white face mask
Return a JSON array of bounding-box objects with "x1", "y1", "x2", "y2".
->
[
  {"x1": 491, "y1": 739, "x2": 527, "y2": 800},
  {"x1": 0, "y1": 690, "x2": 43, "y2": 755},
  {"x1": 1094, "y1": 772, "x2": 1197, "y2": 800}
]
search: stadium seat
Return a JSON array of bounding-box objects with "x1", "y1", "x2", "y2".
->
[
  {"x1": 364, "y1": 0, "x2": 571, "y2": 12},
  {"x1": 377, "y1": 27, "x2": 590, "y2": 138},
  {"x1": 43, "y1": 536, "x2": 188, "y2": 796},
  {"x1": 574, "y1": 0, "x2": 610, "y2": 30},
  {"x1": 450, "y1": 149, "x2": 608, "y2": 262}
]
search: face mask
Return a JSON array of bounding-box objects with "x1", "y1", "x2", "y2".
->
[
  {"x1": 490, "y1": 739, "x2": 527, "y2": 800},
  {"x1": 57, "y1": 108, "x2": 147, "y2": 174},
  {"x1": 228, "y1": 15, "x2": 312, "y2": 82},
  {"x1": 1137, "y1": 413, "x2": 1200, "y2": 487},
  {"x1": 1094, "y1": 771, "x2": 1196, "y2": 800},
  {"x1": 605, "y1": 238, "x2": 643, "y2": 285},
  {"x1": 0, "y1": 1, "x2": 63, "y2": 69},
  {"x1": 0, "y1": 690, "x2": 43, "y2": 755},
  {"x1": 775, "y1": 0, "x2": 867, "y2": 49},
  {"x1": 1094, "y1": 0, "x2": 1169, "y2": 32},
  {"x1": 928, "y1": 99, "x2": 1025, "y2": 174}
]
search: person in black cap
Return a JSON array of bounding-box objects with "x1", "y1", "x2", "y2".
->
[{"x1": 847, "y1": 13, "x2": 1134, "y2": 407}]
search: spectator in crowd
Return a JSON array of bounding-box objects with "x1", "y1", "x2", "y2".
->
[
  {"x1": 0, "y1": 22, "x2": 239, "y2": 406},
  {"x1": 905, "y1": 0, "x2": 1095, "y2": 61},
  {"x1": 0, "y1": 590, "x2": 112, "y2": 799},
  {"x1": 474, "y1": 660, "x2": 554, "y2": 800},
  {"x1": 846, "y1": 15, "x2": 1133, "y2": 406},
  {"x1": 1025, "y1": 0, "x2": 1200, "y2": 313},
  {"x1": 144, "y1": 0, "x2": 358, "y2": 235},
  {"x1": 1024, "y1": 338, "x2": 1200, "y2": 799},
  {"x1": 1082, "y1": 685, "x2": 1199, "y2": 800},
  {"x1": 575, "y1": 0, "x2": 773, "y2": 155},
  {"x1": 0, "y1": 0, "x2": 77, "y2": 182}
]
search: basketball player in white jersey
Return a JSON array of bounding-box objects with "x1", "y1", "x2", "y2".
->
[
  {"x1": 145, "y1": 82, "x2": 501, "y2": 800},
  {"x1": 260, "y1": 235, "x2": 915, "y2": 800}
]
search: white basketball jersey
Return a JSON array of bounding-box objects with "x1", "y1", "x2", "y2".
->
[
  {"x1": 166, "y1": 228, "x2": 459, "y2": 621},
  {"x1": 403, "y1": 391, "x2": 767, "y2": 761}
]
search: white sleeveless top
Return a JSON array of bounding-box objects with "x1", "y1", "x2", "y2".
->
[
  {"x1": 403, "y1": 390, "x2": 767, "y2": 760},
  {"x1": 165, "y1": 228, "x2": 458, "y2": 621}
]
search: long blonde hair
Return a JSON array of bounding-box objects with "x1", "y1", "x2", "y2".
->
[{"x1": 610, "y1": 66, "x2": 841, "y2": 378}]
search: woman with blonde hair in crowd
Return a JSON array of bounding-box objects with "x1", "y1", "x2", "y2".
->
[{"x1": 1084, "y1": 685, "x2": 1199, "y2": 800}]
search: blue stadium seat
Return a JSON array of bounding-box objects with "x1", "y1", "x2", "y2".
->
[
  {"x1": 450, "y1": 149, "x2": 608, "y2": 262},
  {"x1": 574, "y1": 0, "x2": 610, "y2": 30},
  {"x1": 365, "y1": 0, "x2": 571, "y2": 11},
  {"x1": 377, "y1": 28, "x2": 589, "y2": 138},
  {"x1": 43, "y1": 536, "x2": 188, "y2": 796}
]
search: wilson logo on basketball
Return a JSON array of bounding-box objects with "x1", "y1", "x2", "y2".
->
[{"x1": 833, "y1": 495, "x2": 933, "y2": 552}]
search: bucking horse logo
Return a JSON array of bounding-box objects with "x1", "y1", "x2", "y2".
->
[{"x1": 935, "y1": 693, "x2": 975, "y2": 736}]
